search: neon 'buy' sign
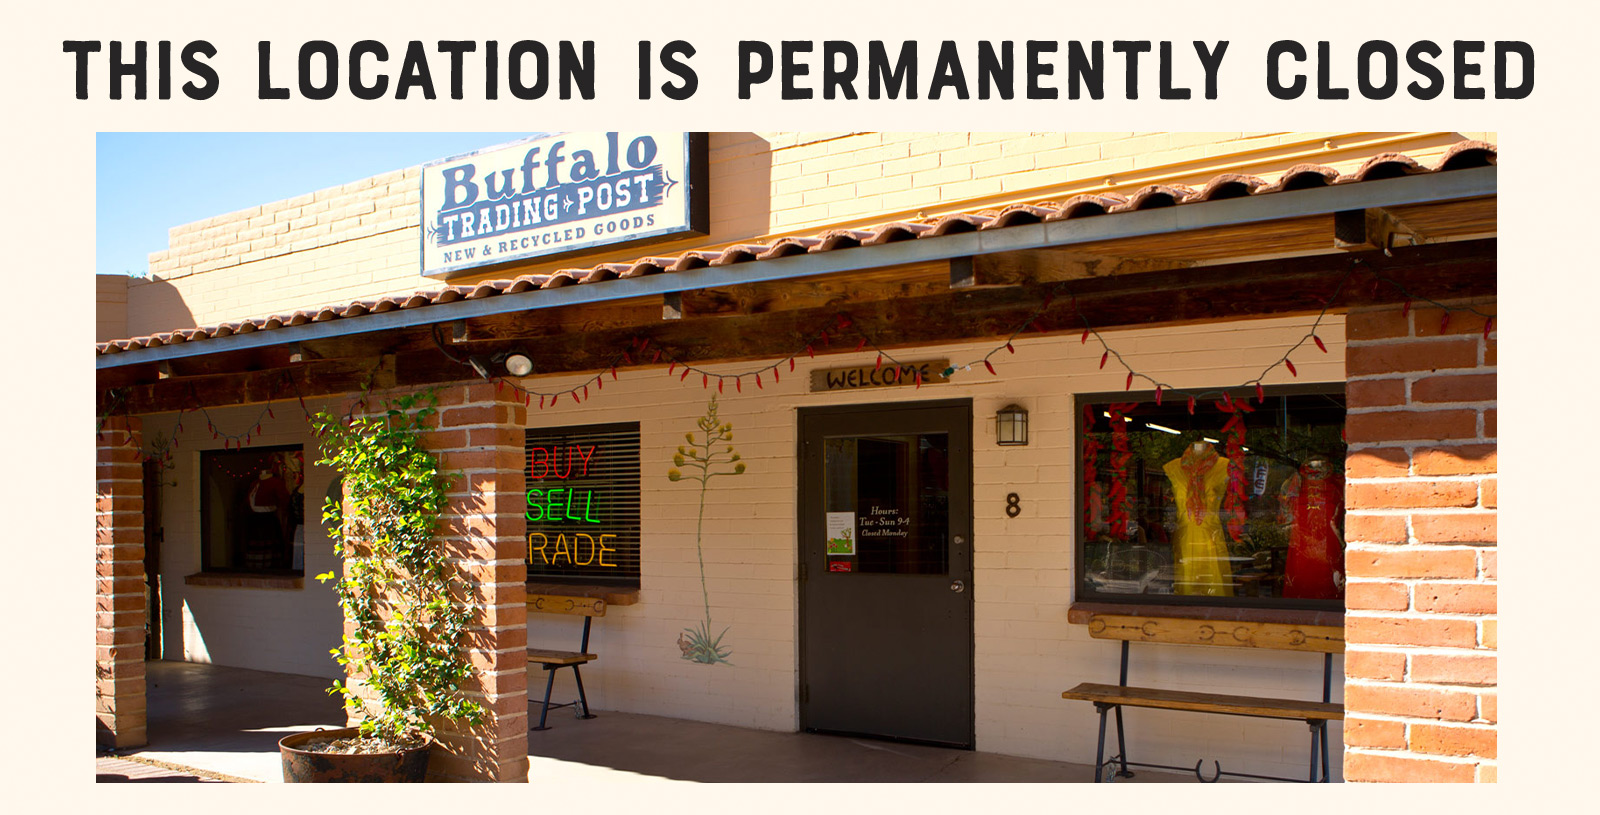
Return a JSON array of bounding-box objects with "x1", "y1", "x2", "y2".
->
[{"x1": 420, "y1": 132, "x2": 706, "y2": 279}]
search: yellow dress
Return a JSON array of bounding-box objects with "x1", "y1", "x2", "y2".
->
[{"x1": 1163, "y1": 451, "x2": 1234, "y2": 597}]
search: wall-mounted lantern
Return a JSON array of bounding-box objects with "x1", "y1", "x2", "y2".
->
[{"x1": 996, "y1": 404, "x2": 1029, "y2": 446}]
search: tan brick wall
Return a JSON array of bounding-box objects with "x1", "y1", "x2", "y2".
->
[
  {"x1": 126, "y1": 131, "x2": 1489, "y2": 336},
  {"x1": 96, "y1": 274, "x2": 129, "y2": 343},
  {"x1": 96, "y1": 415, "x2": 146, "y2": 749},
  {"x1": 1342, "y1": 300, "x2": 1497, "y2": 783}
]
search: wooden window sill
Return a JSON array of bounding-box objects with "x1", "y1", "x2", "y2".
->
[
  {"x1": 525, "y1": 580, "x2": 639, "y2": 606},
  {"x1": 1067, "y1": 601, "x2": 1342, "y2": 628},
  {"x1": 184, "y1": 572, "x2": 304, "y2": 590}
]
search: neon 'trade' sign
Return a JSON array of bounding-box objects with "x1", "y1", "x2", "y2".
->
[{"x1": 420, "y1": 132, "x2": 706, "y2": 279}]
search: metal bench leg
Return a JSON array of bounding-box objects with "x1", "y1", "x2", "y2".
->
[
  {"x1": 1092, "y1": 702, "x2": 1110, "y2": 783},
  {"x1": 571, "y1": 665, "x2": 596, "y2": 720},
  {"x1": 1113, "y1": 705, "x2": 1132, "y2": 779},
  {"x1": 532, "y1": 666, "x2": 558, "y2": 731},
  {"x1": 1320, "y1": 722, "x2": 1331, "y2": 782}
]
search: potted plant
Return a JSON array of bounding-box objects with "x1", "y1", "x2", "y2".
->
[{"x1": 279, "y1": 391, "x2": 484, "y2": 782}]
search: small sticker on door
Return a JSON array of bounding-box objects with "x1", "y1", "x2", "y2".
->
[
  {"x1": 828, "y1": 561, "x2": 854, "y2": 572},
  {"x1": 825, "y1": 512, "x2": 856, "y2": 555}
]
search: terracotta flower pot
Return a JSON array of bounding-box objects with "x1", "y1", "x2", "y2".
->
[{"x1": 278, "y1": 727, "x2": 432, "y2": 783}]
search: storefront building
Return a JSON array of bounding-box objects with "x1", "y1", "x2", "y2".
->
[{"x1": 96, "y1": 132, "x2": 1498, "y2": 782}]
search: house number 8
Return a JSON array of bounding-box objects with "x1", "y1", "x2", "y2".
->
[{"x1": 1005, "y1": 493, "x2": 1021, "y2": 518}]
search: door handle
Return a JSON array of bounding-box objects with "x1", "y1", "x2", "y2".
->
[{"x1": 950, "y1": 580, "x2": 965, "y2": 593}]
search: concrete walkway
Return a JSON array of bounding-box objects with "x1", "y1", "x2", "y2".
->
[{"x1": 100, "y1": 660, "x2": 1191, "y2": 783}]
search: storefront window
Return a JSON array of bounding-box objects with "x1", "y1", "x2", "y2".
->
[
  {"x1": 1076, "y1": 387, "x2": 1347, "y2": 609},
  {"x1": 200, "y1": 445, "x2": 306, "y2": 574},
  {"x1": 525, "y1": 422, "x2": 641, "y2": 587}
]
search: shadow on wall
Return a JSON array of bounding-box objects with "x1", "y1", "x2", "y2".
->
[{"x1": 125, "y1": 275, "x2": 198, "y2": 338}]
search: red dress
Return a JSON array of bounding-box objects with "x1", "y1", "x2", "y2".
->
[{"x1": 1281, "y1": 464, "x2": 1344, "y2": 599}]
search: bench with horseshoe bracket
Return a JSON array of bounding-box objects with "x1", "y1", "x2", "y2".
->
[
  {"x1": 527, "y1": 593, "x2": 606, "y2": 731},
  {"x1": 1061, "y1": 613, "x2": 1344, "y2": 783}
]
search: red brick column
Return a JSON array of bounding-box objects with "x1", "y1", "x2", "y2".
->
[
  {"x1": 1342, "y1": 301, "x2": 1497, "y2": 782},
  {"x1": 96, "y1": 415, "x2": 147, "y2": 749},
  {"x1": 424, "y1": 382, "x2": 529, "y2": 782}
]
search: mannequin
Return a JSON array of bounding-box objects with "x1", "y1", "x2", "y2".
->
[
  {"x1": 1163, "y1": 442, "x2": 1234, "y2": 597},
  {"x1": 245, "y1": 468, "x2": 291, "y2": 569},
  {"x1": 1281, "y1": 456, "x2": 1345, "y2": 599}
]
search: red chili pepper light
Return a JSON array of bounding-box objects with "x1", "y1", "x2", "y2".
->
[
  {"x1": 914, "y1": 370, "x2": 923, "y2": 389},
  {"x1": 1402, "y1": 300, "x2": 1412, "y2": 318},
  {"x1": 875, "y1": 355, "x2": 883, "y2": 372},
  {"x1": 539, "y1": 395, "x2": 546, "y2": 409},
  {"x1": 984, "y1": 360, "x2": 996, "y2": 376},
  {"x1": 1125, "y1": 372, "x2": 1134, "y2": 390},
  {"x1": 718, "y1": 378, "x2": 724, "y2": 393},
  {"x1": 1483, "y1": 317, "x2": 1494, "y2": 339},
  {"x1": 789, "y1": 358, "x2": 796, "y2": 372},
  {"x1": 652, "y1": 350, "x2": 662, "y2": 364},
  {"x1": 669, "y1": 361, "x2": 677, "y2": 375},
  {"x1": 736, "y1": 378, "x2": 743, "y2": 393},
  {"x1": 681, "y1": 367, "x2": 691, "y2": 381},
  {"x1": 756, "y1": 374, "x2": 763, "y2": 389},
  {"x1": 806, "y1": 345, "x2": 815, "y2": 358},
  {"x1": 582, "y1": 385, "x2": 589, "y2": 400},
  {"x1": 1313, "y1": 335, "x2": 1327, "y2": 353},
  {"x1": 596, "y1": 376, "x2": 603, "y2": 390},
  {"x1": 855, "y1": 339, "x2": 867, "y2": 352},
  {"x1": 1155, "y1": 386, "x2": 1164, "y2": 405},
  {"x1": 703, "y1": 374, "x2": 709, "y2": 388},
  {"x1": 267, "y1": 407, "x2": 275, "y2": 419},
  {"x1": 622, "y1": 351, "x2": 633, "y2": 365},
  {"x1": 496, "y1": 380, "x2": 504, "y2": 394},
  {"x1": 1285, "y1": 359, "x2": 1298, "y2": 377},
  {"x1": 524, "y1": 392, "x2": 531, "y2": 406},
  {"x1": 1440, "y1": 312, "x2": 1451, "y2": 333},
  {"x1": 1006, "y1": 342, "x2": 1015, "y2": 354},
  {"x1": 838, "y1": 315, "x2": 852, "y2": 330},
  {"x1": 1188, "y1": 396, "x2": 1196, "y2": 415},
  {"x1": 1081, "y1": 329, "x2": 1090, "y2": 344},
  {"x1": 1100, "y1": 351, "x2": 1109, "y2": 369},
  {"x1": 1256, "y1": 382, "x2": 1265, "y2": 403},
  {"x1": 611, "y1": 367, "x2": 618, "y2": 380},
  {"x1": 773, "y1": 367, "x2": 781, "y2": 383},
  {"x1": 820, "y1": 330, "x2": 830, "y2": 346}
]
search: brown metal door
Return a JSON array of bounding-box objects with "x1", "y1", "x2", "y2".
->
[{"x1": 798, "y1": 400, "x2": 973, "y2": 747}]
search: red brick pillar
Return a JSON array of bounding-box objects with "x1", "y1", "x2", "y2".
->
[
  {"x1": 424, "y1": 382, "x2": 529, "y2": 782},
  {"x1": 1342, "y1": 301, "x2": 1497, "y2": 782},
  {"x1": 96, "y1": 415, "x2": 147, "y2": 749}
]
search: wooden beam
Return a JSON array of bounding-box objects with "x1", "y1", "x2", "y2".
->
[
  {"x1": 102, "y1": 356, "x2": 400, "y2": 415},
  {"x1": 1334, "y1": 207, "x2": 1426, "y2": 253},
  {"x1": 972, "y1": 250, "x2": 1192, "y2": 286},
  {"x1": 101, "y1": 240, "x2": 1494, "y2": 413}
]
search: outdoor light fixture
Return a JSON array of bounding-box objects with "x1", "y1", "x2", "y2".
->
[
  {"x1": 504, "y1": 353, "x2": 534, "y2": 377},
  {"x1": 996, "y1": 404, "x2": 1029, "y2": 446},
  {"x1": 468, "y1": 357, "x2": 490, "y2": 379}
]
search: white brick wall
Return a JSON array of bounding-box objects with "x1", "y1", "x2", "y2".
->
[
  {"x1": 522, "y1": 314, "x2": 1347, "y2": 778},
  {"x1": 149, "y1": 401, "x2": 343, "y2": 678}
]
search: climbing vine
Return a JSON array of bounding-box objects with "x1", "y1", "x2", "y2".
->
[{"x1": 312, "y1": 390, "x2": 484, "y2": 743}]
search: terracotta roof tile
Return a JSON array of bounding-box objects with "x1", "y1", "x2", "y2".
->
[{"x1": 98, "y1": 141, "x2": 1497, "y2": 355}]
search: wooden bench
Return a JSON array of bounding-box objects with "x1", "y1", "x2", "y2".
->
[
  {"x1": 1061, "y1": 614, "x2": 1344, "y2": 783},
  {"x1": 527, "y1": 593, "x2": 606, "y2": 731}
]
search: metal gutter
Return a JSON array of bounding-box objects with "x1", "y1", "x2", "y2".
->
[{"x1": 97, "y1": 166, "x2": 1495, "y2": 370}]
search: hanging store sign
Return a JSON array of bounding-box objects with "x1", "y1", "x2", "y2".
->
[
  {"x1": 809, "y1": 359, "x2": 952, "y2": 393},
  {"x1": 525, "y1": 422, "x2": 641, "y2": 585},
  {"x1": 421, "y1": 132, "x2": 707, "y2": 279}
]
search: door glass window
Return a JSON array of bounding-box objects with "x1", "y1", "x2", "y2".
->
[{"x1": 822, "y1": 434, "x2": 950, "y2": 575}]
